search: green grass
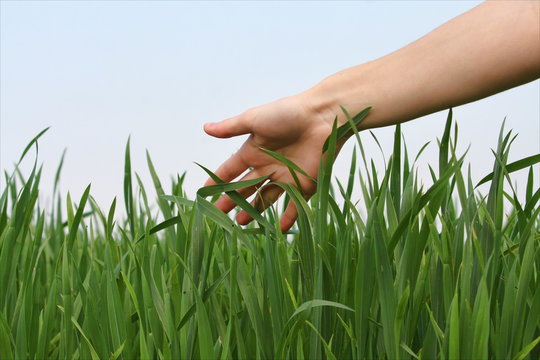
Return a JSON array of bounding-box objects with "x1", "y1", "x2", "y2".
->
[{"x1": 1, "y1": 109, "x2": 539, "y2": 359}]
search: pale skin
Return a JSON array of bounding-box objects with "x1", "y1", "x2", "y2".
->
[{"x1": 203, "y1": 0, "x2": 540, "y2": 232}]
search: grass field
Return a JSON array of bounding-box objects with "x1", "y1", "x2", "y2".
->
[{"x1": 1, "y1": 110, "x2": 539, "y2": 359}]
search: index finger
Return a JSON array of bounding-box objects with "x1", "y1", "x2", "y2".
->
[{"x1": 204, "y1": 152, "x2": 248, "y2": 186}]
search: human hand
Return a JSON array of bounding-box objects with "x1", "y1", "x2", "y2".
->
[
  {"x1": 204, "y1": 0, "x2": 540, "y2": 233},
  {"x1": 203, "y1": 92, "x2": 338, "y2": 232}
]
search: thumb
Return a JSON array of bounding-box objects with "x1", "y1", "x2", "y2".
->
[{"x1": 204, "y1": 114, "x2": 251, "y2": 138}]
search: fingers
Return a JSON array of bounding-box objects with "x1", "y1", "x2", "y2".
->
[
  {"x1": 235, "y1": 184, "x2": 301, "y2": 233},
  {"x1": 235, "y1": 181, "x2": 315, "y2": 232},
  {"x1": 213, "y1": 170, "x2": 267, "y2": 213},
  {"x1": 280, "y1": 199, "x2": 299, "y2": 233},
  {"x1": 236, "y1": 184, "x2": 284, "y2": 225},
  {"x1": 204, "y1": 114, "x2": 251, "y2": 139},
  {"x1": 204, "y1": 153, "x2": 247, "y2": 187}
]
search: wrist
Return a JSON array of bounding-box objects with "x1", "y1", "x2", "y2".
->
[
  {"x1": 305, "y1": 78, "x2": 342, "y2": 125},
  {"x1": 304, "y1": 64, "x2": 377, "y2": 130}
]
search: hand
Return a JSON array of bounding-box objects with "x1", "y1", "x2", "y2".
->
[
  {"x1": 203, "y1": 92, "x2": 336, "y2": 232},
  {"x1": 202, "y1": 0, "x2": 540, "y2": 233}
]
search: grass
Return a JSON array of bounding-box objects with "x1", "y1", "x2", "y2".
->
[{"x1": 0, "y1": 109, "x2": 539, "y2": 359}]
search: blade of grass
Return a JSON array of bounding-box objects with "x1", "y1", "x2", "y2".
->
[
  {"x1": 196, "y1": 163, "x2": 274, "y2": 232},
  {"x1": 260, "y1": 148, "x2": 316, "y2": 183},
  {"x1": 476, "y1": 154, "x2": 540, "y2": 187},
  {"x1": 18, "y1": 127, "x2": 50, "y2": 163},
  {"x1": 175, "y1": 255, "x2": 214, "y2": 360}
]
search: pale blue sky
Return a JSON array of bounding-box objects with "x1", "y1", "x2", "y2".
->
[{"x1": 1, "y1": 1, "x2": 538, "y2": 211}]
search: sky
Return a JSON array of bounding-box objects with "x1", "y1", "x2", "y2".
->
[{"x1": 1, "y1": 1, "x2": 539, "y2": 216}]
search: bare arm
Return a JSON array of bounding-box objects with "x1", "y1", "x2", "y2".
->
[
  {"x1": 204, "y1": 1, "x2": 540, "y2": 231},
  {"x1": 311, "y1": 0, "x2": 540, "y2": 131}
]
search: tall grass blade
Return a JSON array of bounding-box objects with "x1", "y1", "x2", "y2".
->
[
  {"x1": 18, "y1": 127, "x2": 50, "y2": 163},
  {"x1": 476, "y1": 154, "x2": 539, "y2": 187}
]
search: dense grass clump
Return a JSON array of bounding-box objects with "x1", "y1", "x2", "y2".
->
[{"x1": 0, "y1": 110, "x2": 539, "y2": 359}]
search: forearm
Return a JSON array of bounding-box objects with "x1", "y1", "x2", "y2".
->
[{"x1": 307, "y1": 0, "x2": 540, "y2": 130}]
